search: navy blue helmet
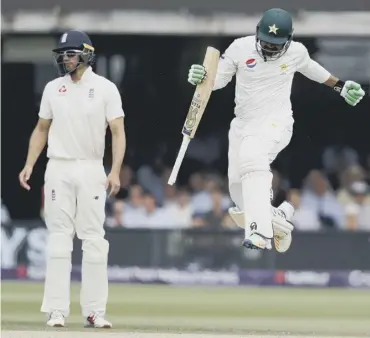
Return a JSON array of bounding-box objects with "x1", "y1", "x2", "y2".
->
[{"x1": 53, "y1": 30, "x2": 96, "y2": 76}]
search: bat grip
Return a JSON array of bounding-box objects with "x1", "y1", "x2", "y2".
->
[{"x1": 168, "y1": 136, "x2": 191, "y2": 186}]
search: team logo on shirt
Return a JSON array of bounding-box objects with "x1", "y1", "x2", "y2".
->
[
  {"x1": 280, "y1": 64, "x2": 289, "y2": 75},
  {"x1": 51, "y1": 189, "x2": 56, "y2": 201},
  {"x1": 58, "y1": 85, "x2": 67, "y2": 93},
  {"x1": 246, "y1": 58, "x2": 257, "y2": 68},
  {"x1": 280, "y1": 64, "x2": 288, "y2": 71}
]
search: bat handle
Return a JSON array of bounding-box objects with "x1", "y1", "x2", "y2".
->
[{"x1": 168, "y1": 136, "x2": 191, "y2": 186}]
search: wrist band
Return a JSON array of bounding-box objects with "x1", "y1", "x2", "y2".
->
[{"x1": 333, "y1": 80, "x2": 345, "y2": 93}]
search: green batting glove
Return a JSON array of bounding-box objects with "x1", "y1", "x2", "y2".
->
[
  {"x1": 340, "y1": 81, "x2": 365, "y2": 106},
  {"x1": 188, "y1": 64, "x2": 207, "y2": 85}
]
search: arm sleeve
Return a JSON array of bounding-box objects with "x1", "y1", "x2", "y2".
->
[
  {"x1": 38, "y1": 83, "x2": 53, "y2": 119},
  {"x1": 297, "y1": 45, "x2": 331, "y2": 83},
  {"x1": 213, "y1": 41, "x2": 239, "y2": 91},
  {"x1": 105, "y1": 82, "x2": 125, "y2": 122}
]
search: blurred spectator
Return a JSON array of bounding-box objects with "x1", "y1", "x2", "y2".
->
[
  {"x1": 137, "y1": 157, "x2": 165, "y2": 204},
  {"x1": 1, "y1": 199, "x2": 11, "y2": 224},
  {"x1": 189, "y1": 172, "x2": 211, "y2": 214},
  {"x1": 337, "y1": 165, "x2": 370, "y2": 205},
  {"x1": 105, "y1": 165, "x2": 134, "y2": 216},
  {"x1": 288, "y1": 189, "x2": 321, "y2": 231},
  {"x1": 322, "y1": 146, "x2": 359, "y2": 189},
  {"x1": 115, "y1": 165, "x2": 134, "y2": 200},
  {"x1": 124, "y1": 191, "x2": 175, "y2": 228},
  {"x1": 105, "y1": 200, "x2": 125, "y2": 228},
  {"x1": 344, "y1": 181, "x2": 370, "y2": 231},
  {"x1": 190, "y1": 173, "x2": 231, "y2": 214},
  {"x1": 271, "y1": 169, "x2": 287, "y2": 207},
  {"x1": 206, "y1": 175, "x2": 232, "y2": 209},
  {"x1": 300, "y1": 170, "x2": 344, "y2": 229},
  {"x1": 165, "y1": 189, "x2": 193, "y2": 228},
  {"x1": 163, "y1": 184, "x2": 178, "y2": 208},
  {"x1": 125, "y1": 184, "x2": 145, "y2": 212},
  {"x1": 193, "y1": 188, "x2": 229, "y2": 228},
  {"x1": 161, "y1": 167, "x2": 173, "y2": 187}
]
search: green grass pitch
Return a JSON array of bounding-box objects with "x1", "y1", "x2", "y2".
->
[{"x1": 1, "y1": 281, "x2": 370, "y2": 336}]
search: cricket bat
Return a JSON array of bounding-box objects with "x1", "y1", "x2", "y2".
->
[{"x1": 168, "y1": 46, "x2": 220, "y2": 186}]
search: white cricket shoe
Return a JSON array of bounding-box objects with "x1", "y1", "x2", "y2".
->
[
  {"x1": 229, "y1": 202, "x2": 295, "y2": 253},
  {"x1": 46, "y1": 310, "x2": 65, "y2": 327},
  {"x1": 242, "y1": 233, "x2": 272, "y2": 250},
  {"x1": 84, "y1": 313, "x2": 112, "y2": 328},
  {"x1": 273, "y1": 202, "x2": 295, "y2": 253}
]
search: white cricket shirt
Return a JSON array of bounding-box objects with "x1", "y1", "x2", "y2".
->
[
  {"x1": 39, "y1": 67, "x2": 124, "y2": 160},
  {"x1": 214, "y1": 35, "x2": 331, "y2": 125}
]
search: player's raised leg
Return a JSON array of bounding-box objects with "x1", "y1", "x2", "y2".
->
[
  {"x1": 41, "y1": 160, "x2": 76, "y2": 327},
  {"x1": 239, "y1": 134, "x2": 273, "y2": 249},
  {"x1": 75, "y1": 162, "x2": 112, "y2": 328},
  {"x1": 227, "y1": 119, "x2": 294, "y2": 251},
  {"x1": 239, "y1": 120, "x2": 293, "y2": 250}
]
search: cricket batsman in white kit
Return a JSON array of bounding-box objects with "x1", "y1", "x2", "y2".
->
[
  {"x1": 188, "y1": 8, "x2": 365, "y2": 251},
  {"x1": 19, "y1": 30, "x2": 126, "y2": 328}
]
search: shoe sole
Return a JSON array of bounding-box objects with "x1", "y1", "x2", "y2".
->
[
  {"x1": 84, "y1": 324, "x2": 112, "y2": 329},
  {"x1": 242, "y1": 239, "x2": 264, "y2": 250},
  {"x1": 85, "y1": 325, "x2": 112, "y2": 329},
  {"x1": 46, "y1": 324, "x2": 64, "y2": 327}
]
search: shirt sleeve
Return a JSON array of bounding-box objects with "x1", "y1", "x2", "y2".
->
[
  {"x1": 38, "y1": 83, "x2": 53, "y2": 120},
  {"x1": 297, "y1": 44, "x2": 331, "y2": 83},
  {"x1": 105, "y1": 82, "x2": 125, "y2": 122},
  {"x1": 213, "y1": 40, "x2": 239, "y2": 91}
]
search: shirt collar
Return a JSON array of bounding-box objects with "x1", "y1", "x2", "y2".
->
[{"x1": 66, "y1": 66, "x2": 93, "y2": 84}]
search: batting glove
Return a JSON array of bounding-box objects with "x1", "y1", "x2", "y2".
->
[
  {"x1": 188, "y1": 64, "x2": 207, "y2": 85},
  {"x1": 340, "y1": 81, "x2": 365, "y2": 106}
]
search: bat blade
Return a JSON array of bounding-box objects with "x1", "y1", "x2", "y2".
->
[{"x1": 182, "y1": 46, "x2": 220, "y2": 138}]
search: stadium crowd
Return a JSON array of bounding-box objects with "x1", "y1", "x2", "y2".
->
[
  {"x1": 98, "y1": 162, "x2": 370, "y2": 231},
  {"x1": 2, "y1": 148, "x2": 369, "y2": 231},
  {"x1": 99, "y1": 146, "x2": 369, "y2": 232}
]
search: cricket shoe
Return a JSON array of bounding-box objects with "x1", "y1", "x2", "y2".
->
[
  {"x1": 272, "y1": 202, "x2": 295, "y2": 253},
  {"x1": 229, "y1": 202, "x2": 295, "y2": 253},
  {"x1": 46, "y1": 310, "x2": 65, "y2": 327},
  {"x1": 242, "y1": 233, "x2": 272, "y2": 250},
  {"x1": 84, "y1": 312, "x2": 112, "y2": 328}
]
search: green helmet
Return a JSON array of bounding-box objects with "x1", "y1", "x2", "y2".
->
[{"x1": 256, "y1": 8, "x2": 294, "y2": 60}]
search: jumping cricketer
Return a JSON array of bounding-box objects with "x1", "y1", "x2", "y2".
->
[
  {"x1": 187, "y1": 8, "x2": 365, "y2": 251},
  {"x1": 19, "y1": 30, "x2": 126, "y2": 328}
]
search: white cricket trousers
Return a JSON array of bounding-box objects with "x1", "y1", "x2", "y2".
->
[
  {"x1": 228, "y1": 116, "x2": 293, "y2": 237},
  {"x1": 41, "y1": 159, "x2": 109, "y2": 318}
]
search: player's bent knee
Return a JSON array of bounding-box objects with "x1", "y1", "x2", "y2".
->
[
  {"x1": 47, "y1": 233, "x2": 73, "y2": 258},
  {"x1": 238, "y1": 151, "x2": 269, "y2": 177},
  {"x1": 82, "y1": 238, "x2": 109, "y2": 264},
  {"x1": 238, "y1": 138, "x2": 270, "y2": 176}
]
